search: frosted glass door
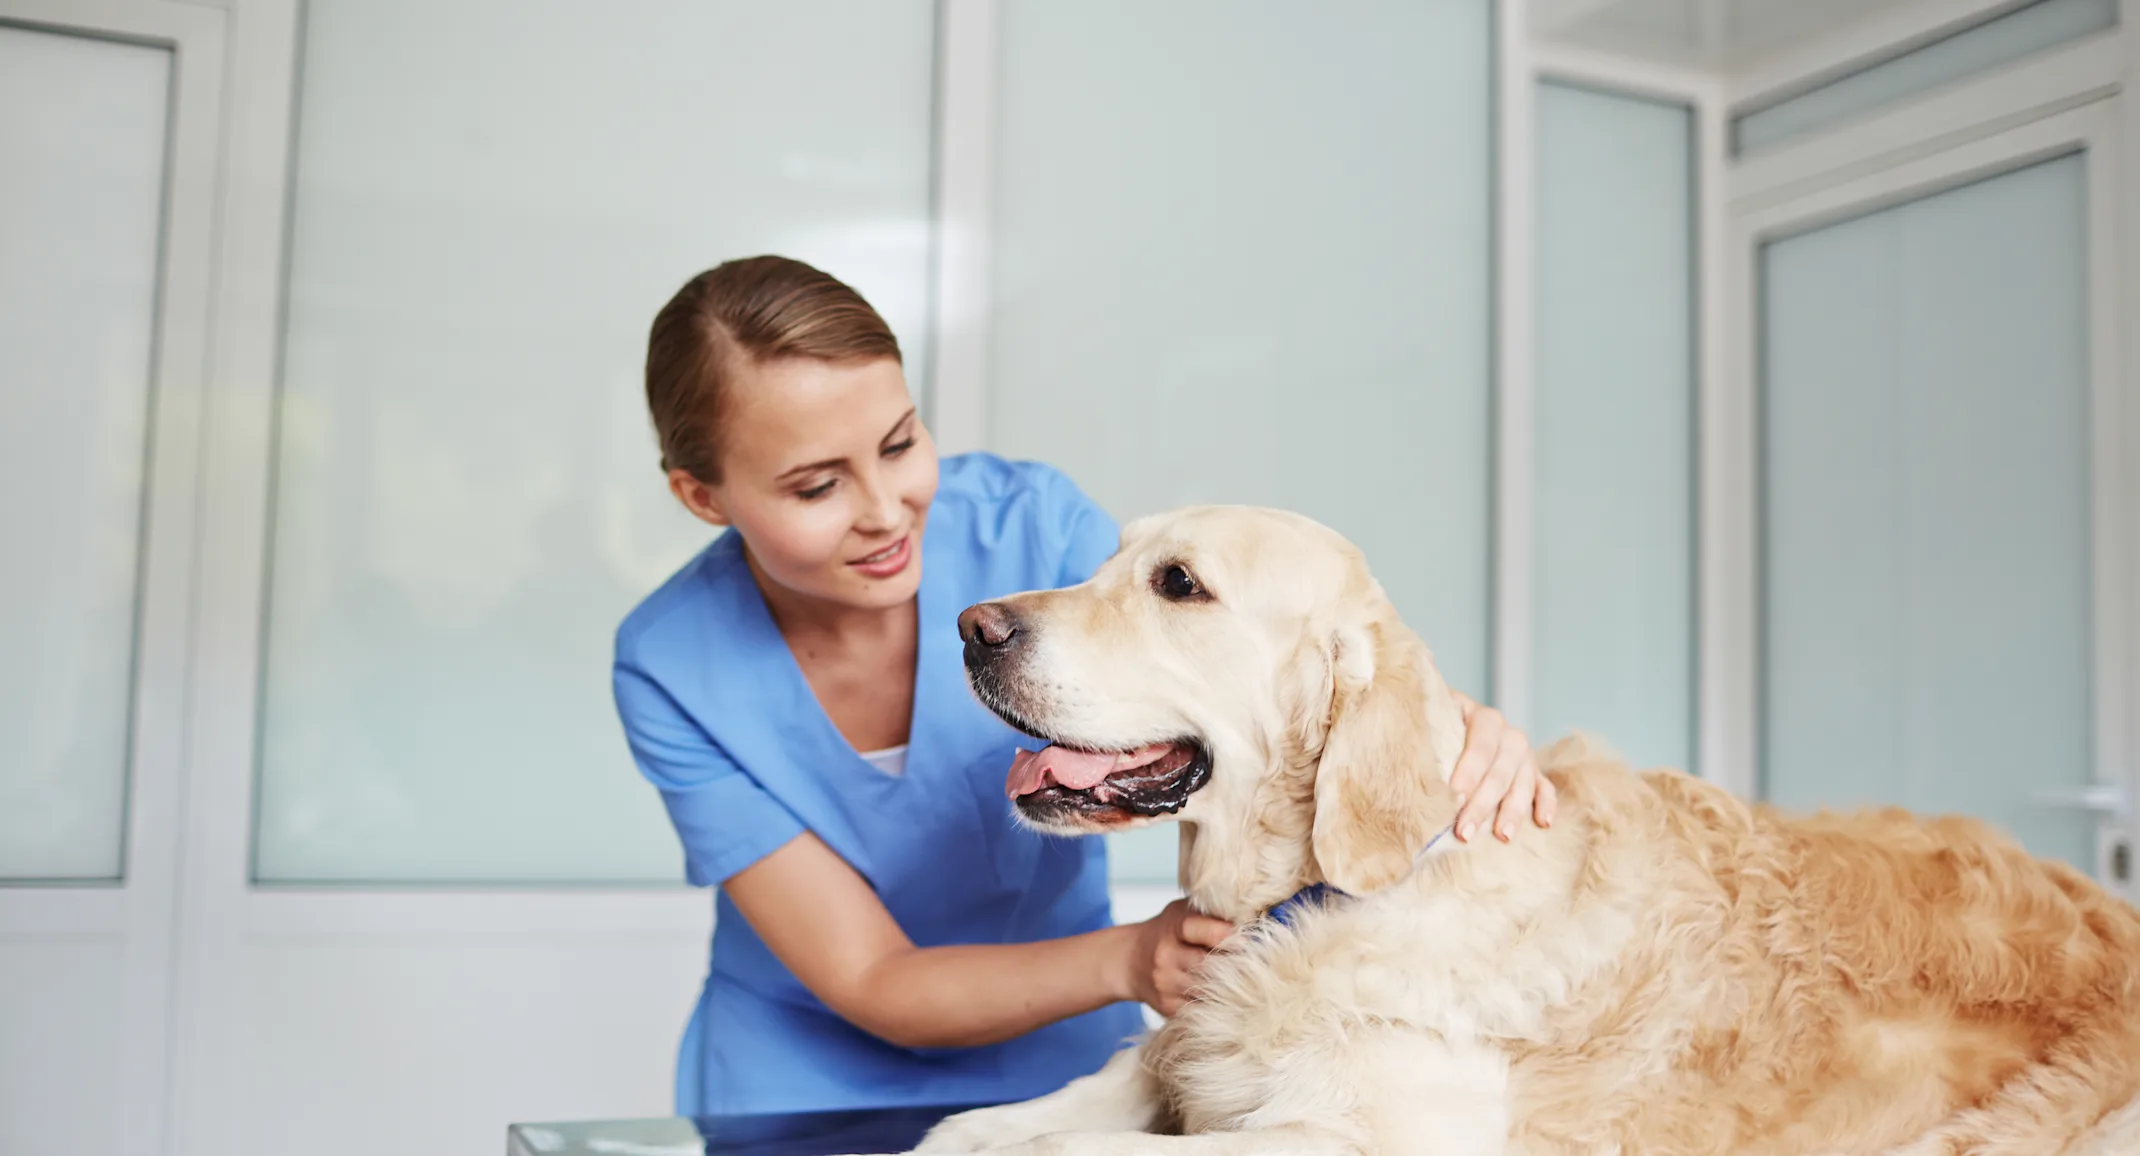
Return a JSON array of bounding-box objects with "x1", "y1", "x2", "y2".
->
[
  {"x1": 987, "y1": 0, "x2": 1493, "y2": 882},
  {"x1": 0, "y1": 26, "x2": 170, "y2": 882},
  {"x1": 254, "y1": 0, "x2": 937, "y2": 882},
  {"x1": 1760, "y1": 155, "x2": 2095, "y2": 869},
  {"x1": 1533, "y1": 82, "x2": 1695, "y2": 774}
]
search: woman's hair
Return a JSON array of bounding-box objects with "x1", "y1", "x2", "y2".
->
[{"x1": 645, "y1": 255, "x2": 902, "y2": 483}]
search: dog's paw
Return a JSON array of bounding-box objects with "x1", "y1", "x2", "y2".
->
[{"x1": 913, "y1": 1105, "x2": 1051, "y2": 1153}]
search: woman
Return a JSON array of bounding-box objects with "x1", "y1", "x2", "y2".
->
[{"x1": 612, "y1": 256, "x2": 1555, "y2": 1117}]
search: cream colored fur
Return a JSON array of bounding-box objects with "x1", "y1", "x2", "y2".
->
[{"x1": 895, "y1": 507, "x2": 2140, "y2": 1156}]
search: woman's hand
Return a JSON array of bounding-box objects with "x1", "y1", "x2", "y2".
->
[
  {"x1": 1121, "y1": 899, "x2": 1234, "y2": 1017},
  {"x1": 1448, "y1": 692, "x2": 1557, "y2": 844}
]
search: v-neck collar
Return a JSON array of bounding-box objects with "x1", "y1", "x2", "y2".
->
[{"x1": 713, "y1": 521, "x2": 959, "y2": 792}]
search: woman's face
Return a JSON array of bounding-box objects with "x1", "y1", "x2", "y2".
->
[{"x1": 672, "y1": 355, "x2": 939, "y2": 614}]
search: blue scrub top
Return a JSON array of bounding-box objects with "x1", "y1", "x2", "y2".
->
[{"x1": 612, "y1": 453, "x2": 1147, "y2": 1116}]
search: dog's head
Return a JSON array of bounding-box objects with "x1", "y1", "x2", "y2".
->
[{"x1": 959, "y1": 506, "x2": 1468, "y2": 921}]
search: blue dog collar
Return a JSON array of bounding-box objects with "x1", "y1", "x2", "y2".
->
[
  {"x1": 1263, "y1": 821, "x2": 1458, "y2": 927},
  {"x1": 1265, "y1": 881, "x2": 1342, "y2": 927}
]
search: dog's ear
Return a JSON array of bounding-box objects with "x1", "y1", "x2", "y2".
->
[{"x1": 1309, "y1": 595, "x2": 1465, "y2": 895}]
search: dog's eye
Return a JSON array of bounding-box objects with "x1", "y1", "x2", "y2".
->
[{"x1": 1156, "y1": 563, "x2": 1205, "y2": 602}]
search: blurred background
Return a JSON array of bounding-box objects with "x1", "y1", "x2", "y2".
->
[{"x1": 1, "y1": 0, "x2": 2134, "y2": 1153}]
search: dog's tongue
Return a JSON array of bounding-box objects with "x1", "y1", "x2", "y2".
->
[{"x1": 1006, "y1": 744, "x2": 1170, "y2": 799}]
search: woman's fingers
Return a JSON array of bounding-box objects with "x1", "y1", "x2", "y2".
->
[
  {"x1": 1533, "y1": 771, "x2": 1559, "y2": 827},
  {"x1": 1456, "y1": 747, "x2": 1516, "y2": 842},
  {"x1": 1448, "y1": 708, "x2": 1502, "y2": 802},
  {"x1": 1495, "y1": 763, "x2": 1538, "y2": 843},
  {"x1": 1149, "y1": 943, "x2": 1208, "y2": 1016},
  {"x1": 1449, "y1": 698, "x2": 1557, "y2": 843},
  {"x1": 1146, "y1": 914, "x2": 1237, "y2": 1016},
  {"x1": 1178, "y1": 913, "x2": 1236, "y2": 950}
]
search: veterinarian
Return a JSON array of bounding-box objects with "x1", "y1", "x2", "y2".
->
[{"x1": 612, "y1": 255, "x2": 1558, "y2": 1117}]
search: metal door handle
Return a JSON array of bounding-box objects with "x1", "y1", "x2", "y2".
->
[{"x1": 2031, "y1": 784, "x2": 2131, "y2": 819}]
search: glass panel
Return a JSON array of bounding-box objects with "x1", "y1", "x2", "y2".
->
[
  {"x1": 1735, "y1": 0, "x2": 2117, "y2": 154},
  {"x1": 255, "y1": 0, "x2": 937, "y2": 882},
  {"x1": 1532, "y1": 82, "x2": 1695, "y2": 774},
  {"x1": 0, "y1": 27, "x2": 169, "y2": 882},
  {"x1": 987, "y1": 0, "x2": 1494, "y2": 884},
  {"x1": 1761, "y1": 154, "x2": 2093, "y2": 869}
]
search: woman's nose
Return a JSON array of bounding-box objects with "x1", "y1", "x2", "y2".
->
[{"x1": 853, "y1": 472, "x2": 901, "y2": 533}]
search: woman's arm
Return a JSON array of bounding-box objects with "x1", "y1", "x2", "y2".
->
[{"x1": 724, "y1": 832, "x2": 1228, "y2": 1050}]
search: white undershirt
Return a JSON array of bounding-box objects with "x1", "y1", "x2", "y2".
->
[{"x1": 858, "y1": 744, "x2": 909, "y2": 778}]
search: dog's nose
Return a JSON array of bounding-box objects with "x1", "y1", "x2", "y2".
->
[{"x1": 959, "y1": 602, "x2": 1021, "y2": 651}]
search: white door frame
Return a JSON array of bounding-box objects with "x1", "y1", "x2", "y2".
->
[
  {"x1": 1712, "y1": 90, "x2": 2135, "y2": 895},
  {"x1": 1497, "y1": 9, "x2": 1732, "y2": 770},
  {"x1": 1727, "y1": 0, "x2": 2072, "y2": 119},
  {"x1": 1730, "y1": 27, "x2": 2126, "y2": 209},
  {"x1": 0, "y1": 2, "x2": 224, "y2": 1153},
  {"x1": 923, "y1": 0, "x2": 998, "y2": 457}
]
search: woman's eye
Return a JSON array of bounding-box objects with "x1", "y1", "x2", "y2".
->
[
  {"x1": 1157, "y1": 564, "x2": 1203, "y2": 601},
  {"x1": 882, "y1": 438, "x2": 916, "y2": 458},
  {"x1": 796, "y1": 479, "x2": 836, "y2": 501}
]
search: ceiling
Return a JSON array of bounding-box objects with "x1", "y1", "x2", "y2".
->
[{"x1": 1531, "y1": 0, "x2": 1940, "y2": 71}]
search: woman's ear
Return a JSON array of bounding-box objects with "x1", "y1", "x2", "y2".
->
[{"x1": 668, "y1": 469, "x2": 730, "y2": 528}]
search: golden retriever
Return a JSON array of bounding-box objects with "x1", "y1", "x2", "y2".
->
[{"x1": 909, "y1": 505, "x2": 2140, "y2": 1156}]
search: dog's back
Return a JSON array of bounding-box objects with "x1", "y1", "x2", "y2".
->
[{"x1": 1525, "y1": 738, "x2": 2140, "y2": 1154}]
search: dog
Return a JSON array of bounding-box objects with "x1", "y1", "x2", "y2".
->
[{"x1": 903, "y1": 505, "x2": 2140, "y2": 1155}]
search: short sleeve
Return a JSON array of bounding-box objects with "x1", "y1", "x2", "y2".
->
[
  {"x1": 613, "y1": 658, "x2": 806, "y2": 887},
  {"x1": 1034, "y1": 464, "x2": 1121, "y2": 587}
]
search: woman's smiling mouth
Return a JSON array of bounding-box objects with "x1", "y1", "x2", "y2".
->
[{"x1": 849, "y1": 534, "x2": 912, "y2": 579}]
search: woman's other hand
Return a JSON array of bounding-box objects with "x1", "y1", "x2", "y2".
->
[{"x1": 1448, "y1": 691, "x2": 1557, "y2": 844}]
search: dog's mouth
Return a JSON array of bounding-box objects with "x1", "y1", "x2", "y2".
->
[{"x1": 1004, "y1": 738, "x2": 1212, "y2": 828}]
